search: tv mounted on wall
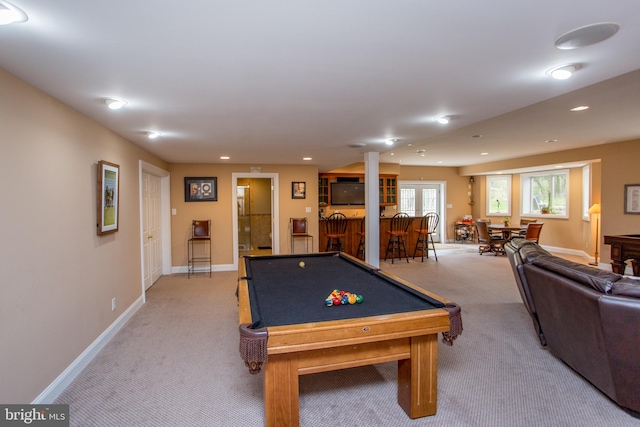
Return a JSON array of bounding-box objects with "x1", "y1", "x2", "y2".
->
[{"x1": 330, "y1": 182, "x2": 365, "y2": 205}]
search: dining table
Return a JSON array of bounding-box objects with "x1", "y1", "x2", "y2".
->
[{"x1": 487, "y1": 224, "x2": 527, "y2": 240}]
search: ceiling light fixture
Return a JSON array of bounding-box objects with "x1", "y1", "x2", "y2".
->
[
  {"x1": 0, "y1": 1, "x2": 28, "y2": 25},
  {"x1": 480, "y1": 152, "x2": 488, "y2": 156},
  {"x1": 435, "y1": 116, "x2": 450, "y2": 124},
  {"x1": 555, "y1": 22, "x2": 620, "y2": 50},
  {"x1": 104, "y1": 98, "x2": 127, "y2": 110},
  {"x1": 146, "y1": 131, "x2": 161, "y2": 139},
  {"x1": 570, "y1": 105, "x2": 590, "y2": 112},
  {"x1": 385, "y1": 138, "x2": 399, "y2": 145},
  {"x1": 546, "y1": 64, "x2": 581, "y2": 80},
  {"x1": 303, "y1": 157, "x2": 312, "y2": 161},
  {"x1": 220, "y1": 156, "x2": 230, "y2": 160}
]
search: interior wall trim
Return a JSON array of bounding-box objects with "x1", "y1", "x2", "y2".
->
[{"x1": 31, "y1": 295, "x2": 145, "y2": 404}]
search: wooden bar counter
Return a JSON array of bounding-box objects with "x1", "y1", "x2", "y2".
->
[{"x1": 319, "y1": 217, "x2": 423, "y2": 258}]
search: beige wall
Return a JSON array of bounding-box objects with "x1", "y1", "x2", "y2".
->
[
  {"x1": 461, "y1": 139, "x2": 640, "y2": 264},
  {"x1": 169, "y1": 164, "x2": 320, "y2": 266},
  {"x1": 0, "y1": 68, "x2": 168, "y2": 402}
]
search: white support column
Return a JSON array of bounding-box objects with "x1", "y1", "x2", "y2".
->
[{"x1": 364, "y1": 152, "x2": 380, "y2": 267}]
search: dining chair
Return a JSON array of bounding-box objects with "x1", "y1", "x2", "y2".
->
[
  {"x1": 524, "y1": 222, "x2": 544, "y2": 244},
  {"x1": 325, "y1": 213, "x2": 348, "y2": 252},
  {"x1": 413, "y1": 212, "x2": 439, "y2": 262},
  {"x1": 475, "y1": 220, "x2": 506, "y2": 256},
  {"x1": 384, "y1": 212, "x2": 412, "y2": 263}
]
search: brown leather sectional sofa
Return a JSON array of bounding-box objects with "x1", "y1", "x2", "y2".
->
[{"x1": 505, "y1": 238, "x2": 640, "y2": 418}]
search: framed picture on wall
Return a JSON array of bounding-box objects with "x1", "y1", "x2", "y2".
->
[
  {"x1": 185, "y1": 177, "x2": 218, "y2": 202},
  {"x1": 292, "y1": 182, "x2": 306, "y2": 199},
  {"x1": 624, "y1": 184, "x2": 640, "y2": 214},
  {"x1": 97, "y1": 160, "x2": 120, "y2": 235}
]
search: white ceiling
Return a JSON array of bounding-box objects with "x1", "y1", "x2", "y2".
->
[{"x1": 1, "y1": 1, "x2": 639, "y2": 172}]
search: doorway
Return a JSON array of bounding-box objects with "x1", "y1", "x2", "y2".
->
[
  {"x1": 399, "y1": 181, "x2": 445, "y2": 242},
  {"x1": 139, "y1": 161, "x2": 171, "y2": 299},
  {"x1": 232, "y1": 173, "x2": 280, "y2": 269}
]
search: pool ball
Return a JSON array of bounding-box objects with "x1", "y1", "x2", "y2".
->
[
  {"x1": 298, "y1": 261, "x2": 305, "y2": 268},
  {"x1": 356, "y1": 295, "x2": 363, "y2": 304}
]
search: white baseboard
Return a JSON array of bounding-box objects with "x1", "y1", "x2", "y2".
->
[
  {"x1": 172, "y1": 264, "x2": 235, "y2": 274},
  {"x1": 32, "y1": 295, "x2": 145, "y2": 404},
  {"x1": 540, "y1": 244, "x2": 592, "y2": 260}
]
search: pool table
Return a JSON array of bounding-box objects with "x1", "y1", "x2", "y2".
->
[{"x1": 237, "y1": 252, "x2": 462, "y2": 427}]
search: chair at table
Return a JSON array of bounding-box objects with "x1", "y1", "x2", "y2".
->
[
  {"x1": 475, "y1": 220, "x2": 506, "y2": 256},
  {"x1": 384, "y1": 212, "x2": 412, "y2": 263},
  {"x1": 325, "y1": 213, "x2": 348, "y2": 252},
  {"x1": 413, "y1": 212, "x2": 439, "y2": 262},
  {"x1": 355, "y1": 216, "x2": 366, "y2": 260},
  {"x1": 524, "y1": 222, "x2": 544, "y2": 244},
  {"x1": 517, "y1": 219, "x2": 537, "y2": 237},
  {"x1": 290, "y1": 218, "x2": 313, "y2": 253}
]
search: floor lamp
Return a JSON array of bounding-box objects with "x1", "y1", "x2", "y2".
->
[{"x1": 588, "y1": 203, "x2": 601, "y2": 266}]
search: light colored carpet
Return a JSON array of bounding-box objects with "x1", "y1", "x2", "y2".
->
[{"x1": 55, "y1": 245, "x2": 640, "y2": 426}]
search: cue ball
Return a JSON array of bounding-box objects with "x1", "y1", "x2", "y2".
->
[{"x1": 298, "y1": 261, "x2": 305, "y2": 268}]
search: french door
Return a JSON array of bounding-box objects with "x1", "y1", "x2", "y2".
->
[{"x1": 399, "y1": 183, "x2": 442, "y2": 242}]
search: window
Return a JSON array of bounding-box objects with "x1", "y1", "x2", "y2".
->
[
  {"x1": 400, "y1": 186, "x2": 438, "y2": 217},
  {"x1": 521, "y1": 169, "x2": 569, "y2": 217},
  {"x1": 486, "y1": 175, "x2": 511, "y2": 216}
]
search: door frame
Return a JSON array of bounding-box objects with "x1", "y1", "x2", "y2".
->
[
  {"x1": 399, "y1": 180, "x2": 447, "y2": 243},
  {"x1": 232, "y1": 173, "x2": 280, "y2": 270},
  {"x1": 138, "y1": 161, "x2": 172, "y2": 302}
]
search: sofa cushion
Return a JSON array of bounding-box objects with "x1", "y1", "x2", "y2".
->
[
  {"x1": 531, "y1": 254, "x2": 622, "y2": 293},
  {"x1": 519, "y1": 244, "x2": 550, "y2": 264},
  {"x1": 610, "y1": 277, "x2": 640, "y2": 298}
]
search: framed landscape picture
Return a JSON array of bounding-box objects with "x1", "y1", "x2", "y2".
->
[
  {"x1": 185, "y1": 177, "x2": 218, "y2": 202},
  {"x1": 97, "y1": 160, "x2": 120, "y2": 235}
]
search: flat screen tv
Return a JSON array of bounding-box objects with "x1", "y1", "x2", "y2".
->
[{"x1": 330, "y1": 182, "x2": 365, "y2": 205}]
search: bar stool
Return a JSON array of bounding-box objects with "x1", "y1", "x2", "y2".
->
[
  {"x1": 290, "y1": 218, "x2": 313, "y2": 253},
  {"x1": 413, "y1": 212, "x2": 439, "y2": 262},
  {"x1": 325, "y1": 213, "x2": 348, "y2": 252},
  {"x1": 188, "y1": 219, "x2": 211, "y2": 278},
  {"x1": 384, "y1": 213, "x2": 411, "y2": 263},
  {"x1": 355, "y1": 216, "x2": 365, "y2": 260}
]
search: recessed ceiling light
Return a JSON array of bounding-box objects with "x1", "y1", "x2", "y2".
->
[
  {"x1": 570, "y1": 105, "x2": 589, "y2": 112},
  {"x1": 0, "y1": 1, "x2": 28, "y2": 25},
  {"x1": 546, "y1": 64, "x2": 581, "y2": 80},
  {"x1": 545, "y1": 139, "x2": 558, "y2": 143},
  {"x1": 437, "y1": 161, "x2": 443, "y2": 164},
  {"x1": 416, "y1": 149, "x2": 426, "y2": 154},
  {"x1": 385, "y1": 138, "x2": 399, "y2": 145},
  {"x1": 303, "y1": 157, "x2": 312, "y2": 161},
  {"x1": 146, "y1": 131, "x2": 161, "y2": 139},
  {"x1": 435, "y1": 116, "x2": 450, "y2": 124},
  {"x1": 472, "y1": 134, "x2": 483, "y2": 138},
  {"x1": 220, "y1": 156, "x2": 230, "y2": 160},
  {"x1": 480, "y1": 152, "x2": 488, "y2": 156},
  {"x1": 349, "y1": 142, "x2": 366, "y2": 148},
  {"x1": 389, "y1": 153, "x2": 395, "y2": 156},
  {"x1": 104, "y1": 98, "x2": 127, "y2": 110},
  {"x1": 555, "y1": 22, "x2": 620, "y2": 50}
]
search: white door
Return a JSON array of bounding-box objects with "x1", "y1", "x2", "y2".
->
[
  {"x1": 399, "y1": 183, "x2": 442, "y2": 242},
  {"x1": 142, "y1": 173, "x2": 163, "y2": 289}
]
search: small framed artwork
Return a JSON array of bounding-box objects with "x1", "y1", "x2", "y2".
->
[
  {"x1": 185, "y1": 177, "x2": 218, "y2": 202},
  {"x1": 97, "y1": 160, "x2": 120, "y2": 236},
  {"x1": 292, "y1": 182, "x2": 306, "y2": 199},
  {"x1": 624, "y1": 184, "x2": 640, "y2": 214}
]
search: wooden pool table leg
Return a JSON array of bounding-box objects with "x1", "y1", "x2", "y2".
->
[
  {"x1": 264, "y1": 353, "x2": 300, "y2": 427},
  {"x1": 397, "y1": 334, "x2": 438, "y2": 418}
]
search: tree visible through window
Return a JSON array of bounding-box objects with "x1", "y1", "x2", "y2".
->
[{"x1": 521, "y1": 170, "x2": 569, "y2": 217}]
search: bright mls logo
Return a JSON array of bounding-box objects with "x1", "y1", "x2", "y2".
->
[{"x1": 1, "y1": 405, "x2": 69, "y2": 426}]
